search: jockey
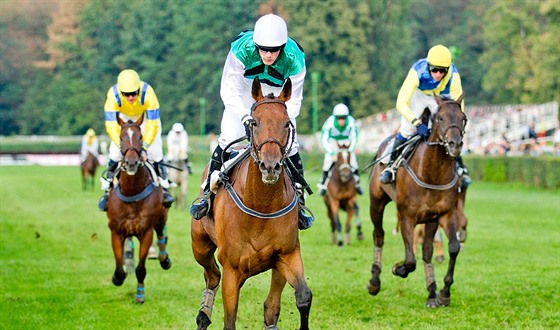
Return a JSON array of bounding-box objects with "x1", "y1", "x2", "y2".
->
[
  {"x1": 317, "y1": 103, "x2": 363, "y2": 196},
  {"x1": 80, "y1": 128, "x2": 99, "y2": 162},
  {"x1": 379, "y1": 44, "x2": 471, "y2": 186},
  {"x1": 166, "y1": 122, "x2": 192, "y2": 174},
  {"x1": 189, "y1": 13, "x2": 314, "y2": 229},
  {"x1": 98, "y1": 69, "x2": 174, "y2": 212}
]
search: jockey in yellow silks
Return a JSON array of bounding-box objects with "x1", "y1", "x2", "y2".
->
[
  {"x1": 80, "y1": 128, "x2": 99, "y2": 162},
  {"x1": 379, "y1": 45, "x2": 470, "y2": 186},
  {"x1": 97, "y1": 69, "x2": 174, "y2": 211}
]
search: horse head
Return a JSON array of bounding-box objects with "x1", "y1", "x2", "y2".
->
[
  {"x1": 117, "y1": 116, "x2": 144, "y2": 175},
  {"x1": 335, "y1": 142, "x2": 353, "y2": 183},
  {"x1": 431, "y1": 94, "x2": 467, "y2": 157},
  {"x1": 249, "y1": 77, "x2": 294, "y2": 185}
]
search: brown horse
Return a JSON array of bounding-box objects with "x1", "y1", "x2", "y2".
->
[
  {"x1": 168, "y1": 159, "x2": 188, "y2": 209},
  {"x1": 81, "y1": 151, "x2": 99, "y2": 191},
  {"x1": 323, "y1": 143, "x2": 364, "y2": 246},
  {"x1": 191, "y1": 78, "x2": 312, "y2": 330},
  {"x1": 367, "y1": 94, "x2": 466, "y2": 308},
  {"x1": 106, "y1": 116, "x2": 172, "y2": 303}
]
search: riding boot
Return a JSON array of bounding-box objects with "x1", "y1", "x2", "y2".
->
[
  {"x1": 456, "y1": 156, "x2": 471, "y2": 188},
  {"x1": 317, "y1": 170, "x2": 328, "y2": 197},
  {"x1": 98, "y1": 160, "x2": 118, "y2": 212},
  {"x1": 190, "y1": 145, "x2": 227, "y2": 220},
  {"x1": 379, "y1": 135, "x2": 407, "y2": 184},
  {"x1": 353, "y1": 169, "x2": 363, "y2": 195},
  {"x1": 288, "y1": 152, "x2": 314, "y2": 230},
  {"x1": 156, "y1": 162, "x2": 175, "y2": 208}
]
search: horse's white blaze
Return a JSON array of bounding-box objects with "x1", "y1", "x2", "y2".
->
[{"x1": 126, "y1": 128, "x2": 134, "y2": 144}]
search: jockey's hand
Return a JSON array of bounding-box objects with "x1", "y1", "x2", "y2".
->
[
  {"x1": 141, "y1": 147, "x2": 148, "y2": 161},
  {"x1": 243, "y1": 116, "x2": 256, "y2": 140},
  {"x1": 416, "y1": 123, "x2": 430, "y2": 139}
]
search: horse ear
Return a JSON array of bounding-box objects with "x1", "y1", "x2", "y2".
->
[
  {"x1": 117, "y1": 116, "x2": 124, "y2": 127},
  {"x1": 279, "y1": 78, "x2": 292, "y2": 102},
  {"x1": 136, "y1": 115, "x2": 144, "y2": 126},
  {"x1": 252, "y1": 77, "x2": 263, "y2": 102},
  {"x1": 456, "y1": 93, "x2": 465, "y2": 105},
  {"x1": 434, "y1": 94, "x2": 443, "y2": 106}
]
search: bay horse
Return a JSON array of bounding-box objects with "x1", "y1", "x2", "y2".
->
[
  {"x1": 81, "y1": 151, "x2": 99, "y2": 191},
  {"x1": 323, "y1": 143, "x2": 364, "y2": 246},
  {"x1": 106, "y1": 116, "x2": 172, "y2": 303},
  {"x1": 168, "y1": 158, "x2": 188, "y2": 209},
  {"x1": 367, "y1": 94, "x2": 466, "y2": 308},
  {"x1": 191, "y1": 78, "x2": 312, "y2": 330}
]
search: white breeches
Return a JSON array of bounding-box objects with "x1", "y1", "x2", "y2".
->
[{"x1": 399, "y1": 90, "x2": 439, "y2": 138}]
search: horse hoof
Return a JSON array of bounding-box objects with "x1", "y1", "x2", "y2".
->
[
  {"x1": 160, "y1": 257, "x2": 172, "y2": 270},
  {"x1": 426, "y1": 298, "x2": 439, "y2": 308},
  {"x1": 196, "y1": 311, "x2": 212, "y2": 330},
  {"x1": 337, "y1": 241, "x2": 343, "y2": 247},
  {"x1": 264, "y1": 324, "x2": 279, "y2": 330},
  {"x1": 112, "y1": 273, "x2": 126, "y2": 286},
  {"x1": 436, "y1": 293, "x2": 451, "y2": 306},
  {"x1": 367, "y1": 278, "x2": 381, "y2": 295},
  {"x1": 435, "y1": 255, "x2": 445, "y2": 263},
  {"x1": 392, "y1": 264, "x2": 409, "y2": 278},
  {"x1": 357, "y1": 232, "x2": 364, "y2": 241},
  {"x1": 134, "y1": 296, "x2": 145, "y2": 304}
]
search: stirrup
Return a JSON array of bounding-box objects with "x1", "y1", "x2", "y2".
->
[
  {"x1": 379, "y1": 167, "x2": 396, "y2": 184},
  {"x1": 190, "y1": 193, "x2": 210, "y2": 220},
  {"x1": 316, "y1": 183, "x2": 326, "y2": 197},
  {"x1": 298, "y1": 205, "x2": 314, "y2": 230}
]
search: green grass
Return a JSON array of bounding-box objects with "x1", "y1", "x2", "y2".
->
[{"x1": 1, "y1": 165, "x2": 559, "y2": 329}]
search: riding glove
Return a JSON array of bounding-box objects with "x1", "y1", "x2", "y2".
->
[
  {"x1": 416, "y1": 123, "x2": 430, "y2": 138},
  {"x1": 243, "y1": 117, "x2": 256, "y2": 140}
]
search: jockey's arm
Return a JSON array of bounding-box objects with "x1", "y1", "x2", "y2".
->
[
  {"x1": 104, "y1": 90, "x2": 121, "y2": 146},
  {"x1": 285, "y1": 67, "x2": 306, "y2": 120},
  {"x1": 450, "y1": 72, "x2": 465, "y2": 110},
  {"x1": 220, "y1": 51, "x2": 249, "y2": 122},
  {"x1": 396, "y1": 69, "x2": 421, "y2": 124}
]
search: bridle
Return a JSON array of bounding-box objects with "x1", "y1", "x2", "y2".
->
[
  {"x1": 248, "y1": 94, "x2": 295, "y2": 167},
  {"x1": 429, "y1": 100, "x2": 468, "y2": 152},
  {"x1": 120, "y1": 124, "x2": 145, "y2": 166}
]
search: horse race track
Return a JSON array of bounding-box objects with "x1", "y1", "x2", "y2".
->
[{"x1": 1, "y1": 165, "x2": 559, "y2": 329}]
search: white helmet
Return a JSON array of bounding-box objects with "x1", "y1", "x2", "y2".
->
[
  {"x1": 172, "y1": 123, "x2": 184, "y2": 132},
  {"x1": 333, "y1": 104, "x2": 349, "y2": 116},
  {"x1": 253, "y1": 14, "x2": 288, "y2": 48}
]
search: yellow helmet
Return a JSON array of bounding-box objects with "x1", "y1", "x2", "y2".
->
[
  {"x1": 427, "y1": 45, "x2": 452, "y2": 68},
  {"x1": 117, "y1": 69, "x2": 141, "y2": 93},
  {"x1": 86, "y1": 128, "x2": 96, "y2": 137}
]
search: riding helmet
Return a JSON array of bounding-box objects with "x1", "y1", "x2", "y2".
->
[
  {"x1": 253, "y1": 14, "x2": 288, "y2": 48},
  {"x1": 427, "y1": 45, "x2": 452, "y2": 68},
  {"x1": 117, "y1": 69, "x2": 141, "y2": 93}
]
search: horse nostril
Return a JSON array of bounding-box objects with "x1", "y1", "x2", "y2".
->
[
  {"x1": 259, "y1": 162, "x2": 267, "y2": 173},
  {"x1": 274, "y1": 163, "x2": 282, "y2": 172}
]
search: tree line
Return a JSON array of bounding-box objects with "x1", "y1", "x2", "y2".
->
[{"x1": 1, "y1": 0, "x2": 558, "y2": 137}]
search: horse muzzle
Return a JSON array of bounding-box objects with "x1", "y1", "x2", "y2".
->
[
  {"x1": 258, "y1": 161, "x2": 282, "y2": 185},
  {"x1": 123, "y1": 160, "x2": 140, "y2": 175},
  {"x1": 445, "y1": 138, "x2": 463, "y2": 158}
]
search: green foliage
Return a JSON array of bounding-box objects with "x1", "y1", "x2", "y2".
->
[
  {"x1": 1, "y1": 166, "x2": 559, "y2": 328},
  {"x1": 464, "y1": 155, "x2": 560, "y2": 189},
  {"x1": 1, "y1": 0, "x2": 557, "y2": 136}
]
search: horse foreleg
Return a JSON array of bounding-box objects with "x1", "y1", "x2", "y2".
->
[
  {"x1": 110, "y1": 232, "x2": 126, "y2": 286},
  {"x1": 263, "y1": 269, "x2": 287, "y2": 329},
  {"x1": 276, "y1": 252, "x2": 312, "y2": 330},
  {"x1": 393, "y1": 217, "x2": 416, "y2": 278},
  {"x1": 155, "y1": 223, "x2": 171, "y2": 269},
  {"x1": 192, "y1": 225, "x2": 220, "y2": 330},
  {"x1": 353, "y1": 203, "x2": 364, "y2": 241},
  {"x1": 134, "y1": 231, "x2": 153, "y2": 304},
  {"x1": 368, "y1": 196, "x2": 387, "y2": 296},
  {"x1": 221, "y1": 268, "x2": 244, "y2": 330},
  {"x1": 422, "y1": 222, "x2": 438, "y2": 308},
  {"x1": 344, "y1": 203, "x2": 354, "y2": 245},
  {"x1": 438, "y1": 213, "x2": 461, "y2": 307}
]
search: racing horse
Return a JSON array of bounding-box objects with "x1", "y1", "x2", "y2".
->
[
  {"x1": 191, "y1": 78, "x2": 312, "y2": 330},
  {"x1": 367, "y1": 94, "x2": 466, "y2": 308},
  {"x1": 106, "y1": 116, "x2": 172, "y2": 303},
  {"x1": 323, "y1": 143, "x2": 364, "y2": 246},
  {"x1": 168, "y1": 158, "x2": 188, "y2": 209},
  {"x1": 81, "y1": 151, "x2": 99, "y2": 191}
]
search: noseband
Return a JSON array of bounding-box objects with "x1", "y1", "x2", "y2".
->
[
  {"x1": 120, "y1": 125, "x2": 144, "y2": 163},
  {"x1": 249, "y1": 95, "x2": 295, "y2": 166}
]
